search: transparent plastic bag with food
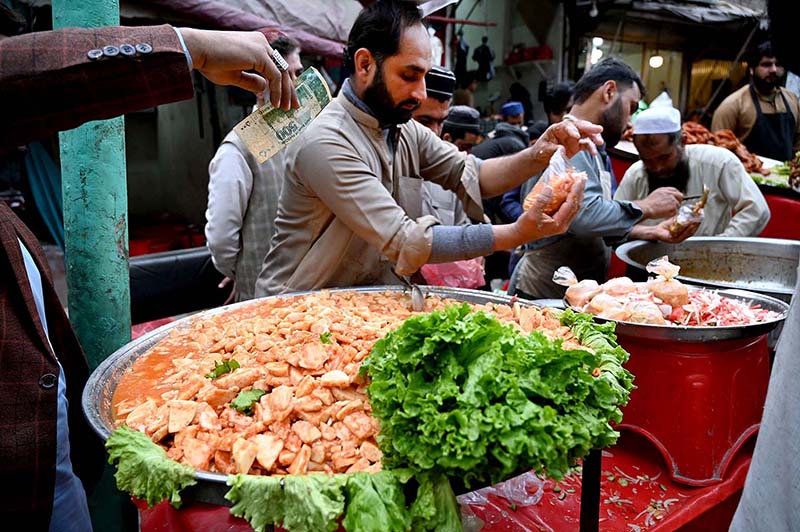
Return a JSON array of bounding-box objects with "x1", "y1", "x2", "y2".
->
[
  {"x1": 645, "y1": 255, "x2": 688, "y2": 309},
  {"x1": 668, "y1": 186, "x2": 709, "y2": 237},
  {"x1": 553, "y1": 266, "x2": 600, "y2": 308},
  {"x1": 523, "y1": 151, "x2": 586, "y2": 215}
]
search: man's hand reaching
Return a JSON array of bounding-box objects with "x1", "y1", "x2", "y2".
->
[
  {"x1": 492, "y1": 172, "x2": 588, "y2": 251},
  {"x1": 179, "y1": 28, "x2": 300, "y2": 111}
]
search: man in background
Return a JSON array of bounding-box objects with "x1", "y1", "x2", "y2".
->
[
  {"x1": 515, "y1": 58, "x2": 681, "y2": 299},
  {"x1": 440, "y1": 105, "x2": 484, "y2": 154},
  {"x1": 413, "y1": 67, "x2": 484, "y2": 287},
  {"x1": 533, "y1": 80, "x2": 575, "y2": 132},
  {"x1": 413, "y1": 66, "x2": 472, "y2": 227},
  {"x1": 617, "y1": 105, "x2": 770, "y2": 238},
  {"x1": 411, "y1": 65, "x2": 455, "y2": 136},
  {"x1": 712, "y1": 40, "x2": 800, "y2": 161},
  {"x1": 500, "y1": 101, "x2": 525, "y2": 128},
  {"x1": 205, "y1": 36, "x2": 303, "y2": 302}
]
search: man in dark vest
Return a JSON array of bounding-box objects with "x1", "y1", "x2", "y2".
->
[{"x1": 712, "y1": 40, "x2": 800, "y2": 162}]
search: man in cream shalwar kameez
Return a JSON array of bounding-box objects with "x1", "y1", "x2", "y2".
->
[{"x1": 254, "y1": 1, "x2": 600, "y2": 296}]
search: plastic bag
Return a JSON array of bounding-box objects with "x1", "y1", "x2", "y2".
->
[
  {"x1": 522, "y1": 151, "x2": 584, "y2": 215},
  {"x1": 420, "y1": 258, "x2": 485, "y2": 288},
  {"x1": 457, "y1": 471, "x2": 545, "y2": 514},
  {"x1": 669, "y1": 186, "x2": 709, "y2": 237},
  {"x1": 553, "y1": 266, "x2": 602, "y2": 308},
  {"x1": 624, "y1": 299, "x2": 667, "y2": 325},
  {"x1": 645, "y1": 256, "x2": 688, "y2": 308},
  {"x1": 552, "y1": 265, "x2": 578, "y2": 287}
]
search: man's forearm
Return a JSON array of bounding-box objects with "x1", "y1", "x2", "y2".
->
[
  {"x1": 491, "y1": 223, "x2": 527, "y2": 252},
  {"x1": 478, "y1": 146, "x2": 553, "y2": 197},
  {"x1": 628, "y1": 223, "x2": 657, "y2": 241},
  {"x1": 428, "y1": 223, "x2": 529, "y2": 262}
]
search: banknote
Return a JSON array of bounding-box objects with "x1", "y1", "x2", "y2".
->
[{"x1": 234, "y1": 67, "x2": 332, "y2": 164}]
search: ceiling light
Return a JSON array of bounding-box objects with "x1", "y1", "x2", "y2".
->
[
  {"x1": 589, "y1": 1, "x2": 599, "y2": 18},
  {"x1": 649, "y1": 55, "x2": 664, "y2": 69}
]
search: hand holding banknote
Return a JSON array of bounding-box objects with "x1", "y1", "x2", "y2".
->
[{"x1": 234, "y1": 67, "x2": 332, "y2": 164}]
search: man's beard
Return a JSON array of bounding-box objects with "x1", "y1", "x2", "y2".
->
[
  {"x1": 646, "y1": 154, "x2": 691, "y2": 193},
  {"x1": 753, "y1": 72, "x2": 779, "y2": 94},
  {"x1": 362, "y1": 64, "x2": 420, "y2": 126},
  {"x1": 600, "y1": 97, "x2": 625, "y2": 148}
]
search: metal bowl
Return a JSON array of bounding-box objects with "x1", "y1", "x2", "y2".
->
[
  {"x1": 567, "y1": 287, "x2": 788, "y2": 342},
  {"x1": 615, "y1": 237, "x2": 799, "y2": 303},
  {"x1": 82, "y1": 286, "x2": 536, "y2": 504}
]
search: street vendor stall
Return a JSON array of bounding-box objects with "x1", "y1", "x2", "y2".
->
[
  {"x1": 88, "y1": 287, "x2": 635, "y2": 532},
  {"x1": 91, "y1": 279, "x2": 788, "y2": 532}
]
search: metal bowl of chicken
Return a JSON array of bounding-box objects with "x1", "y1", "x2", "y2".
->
[
  {"x1": 82, "y1": 286, "x2": 542, "y2": 505},
  {"x1": 615, "y1": 237, "x2": 799, "y2": 303},
  {"x1": 568, "y1": 287, "x2": 788, "y2": 343}
]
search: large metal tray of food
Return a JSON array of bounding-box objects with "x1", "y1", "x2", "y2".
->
[
  {"x1": 567, "y1": 287, "x2": 788, "y2": 342},
  {"x1": 615, "y1": 237, "x2": 799, "y2": 303},
  {"x1": 82, "y1": 286, "x2": 544, "y2": 505}
]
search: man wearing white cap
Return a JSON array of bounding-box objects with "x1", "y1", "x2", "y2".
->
[{"x1": 616, "y1": 105, "x2": 770, "y2": 238}]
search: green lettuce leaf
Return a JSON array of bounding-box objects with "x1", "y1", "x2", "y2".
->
[
  {"x1": 227, "y1": 473, "x2": 347, "y2": 532},
  {"x1": 342, "y1": 472, "x2": 411, "y2": 532},
  {"x1": 105, "y1": 425, "x2": 197, "y2": 508},
  {"x1": 410, "y1": 473, "x2": 461, "y2": 532},
  {"x1": 362, "y1": 303, "x2": 634, "y2": 487},
  {"x1": 226, "y1": 470, "x2": 457, "y2": 532}
]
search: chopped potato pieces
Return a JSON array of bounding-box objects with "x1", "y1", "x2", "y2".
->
[{"x1": 115, "y1": 291, "x2": 580, "y2": 476}]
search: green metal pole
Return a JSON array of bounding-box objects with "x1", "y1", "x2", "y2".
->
[
  {"x1": 51, "y1": 1, "x2": 131, "y2": 369},
  {"x1": 51, "y1": 2, "x2": 132, "y2": 531}
]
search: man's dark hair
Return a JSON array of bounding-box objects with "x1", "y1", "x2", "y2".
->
[
  {"x1": 747, "y1": 40, "x2": 778, "y2": 70},
  {"x1": 344, "y1": 0, "x2": 422, "y2": 72},
  {"x1": 543, "y1": 80, "x2": 575, "y2": 115},
  {"x1": 271, "y1": 35, "x2": 300, "y2": 57},
  {"x1": 428, "y1": 93, "x2": 450, "y2": 103},
  {"x1": 442, "y1": 123, "x2": 473, "y2": 141},
  {"x1": 459, "y1": 70, "x2": 477, "y2": 90},
  {"x1": 572, "y1": 58, "x2": 645, "y2": 105}
]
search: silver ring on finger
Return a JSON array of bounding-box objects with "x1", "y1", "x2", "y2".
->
[{"x1": 271, "y1": 49, "x2": 289, "y2": 72}]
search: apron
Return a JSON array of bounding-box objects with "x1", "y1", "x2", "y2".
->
[
  {"x1": 744, "y1": 84, "x2": 796, "y2": 162},
  {"x1": 517, "y1": 154, "x2": 613, "y2": 299}
]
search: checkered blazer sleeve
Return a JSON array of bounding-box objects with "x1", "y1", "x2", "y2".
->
[{"x1": 0, "y1": 24, "x2": 194, "y2": 148}]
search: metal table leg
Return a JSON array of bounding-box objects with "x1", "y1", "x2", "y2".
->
[{"x1": 579, "y1": 449, "x2": 601, "y2": 532}]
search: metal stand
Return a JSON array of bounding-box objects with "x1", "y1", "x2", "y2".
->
[{"x1": 579, "y1": 449, "x2": 602, "y2": 532}]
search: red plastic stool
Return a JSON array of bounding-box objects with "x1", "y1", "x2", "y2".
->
[{"x1": 615, "y1": 333, "x2": 769, "y2": 486}]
